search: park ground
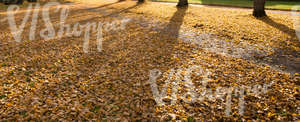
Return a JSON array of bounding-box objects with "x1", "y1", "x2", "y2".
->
[{"x1": 0, "y1": 0, "x2": 299, "y2": 121}]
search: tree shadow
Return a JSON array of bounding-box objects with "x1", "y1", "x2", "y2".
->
[
  {"x1": 103, "y1": 3, "x2": 142, "y2": 17},
  {"x1": 136, "y1": 6, "x2": 188, "y2": 116},
  {"x1": 162, "y1": 6, "x2": 188, "y2": 38},
  {"x1": 257, "y1": 16, "x2": 296, "y2": 38},
  {"x1": 270, "y1": 48, "x2": 300, "y2": 73},
  {"x1": 0, "y1": 2, "x2": 190, "y2": 119},
  {"x1": 63, "y1": 4, "x2": 190, "y2": 119},
  {"x1": 75, "y1": 2, "x2": 142, "y2": 24},
  {"x1": 255, "y1": 16, "x2": 300, "y2": 73},
  {"x1": 83, "y1": 0, "x2": 125, "y2": 11}
]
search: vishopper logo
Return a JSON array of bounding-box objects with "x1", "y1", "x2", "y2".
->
[
  {"x1": 292, "y1": 5, "x2": 300, "y2": 41},
  {"x1": 149, "y1": 65, "x2": 274, "y2": 116},
  {"x1": 1, "y1": 2, "x2": 131, "y2": 53}
]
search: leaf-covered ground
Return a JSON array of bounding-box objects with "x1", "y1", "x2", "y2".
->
[{"x1": 0, "y1": 0, "x2": 299, "y2": 121}]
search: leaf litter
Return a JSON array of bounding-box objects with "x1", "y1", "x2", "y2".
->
[{"x1": 0, "y1": 0, "x2": 299, "y2": 121}]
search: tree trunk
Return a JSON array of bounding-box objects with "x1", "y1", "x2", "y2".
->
[
  {"x1": 177, "y1": 0, "x2": 188, "y2": 7},
  {"x1": 16, "y1": 0, "x2": 23, "y2": 4},
  {"x1": 253, "y1": 0, "x2": 266, "y2": 17},
  {"x1": 138, "y1": 0, "x2": 144, "y2": 3}
]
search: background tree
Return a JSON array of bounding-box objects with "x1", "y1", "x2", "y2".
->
[
  {"x1": 177, "y1": 0, "x2": 188, "y2": 7},
  {"x1": 253, "y1": 0, "x2": 266, "y2": 17}
]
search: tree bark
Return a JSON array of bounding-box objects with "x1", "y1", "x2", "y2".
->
[
  {"x1": 253, "y1": 0, "x2": 266, "y2": 17},
  {"x1": 138, "y1": 0, "x2": 145, "y2": 3},
  {"x1": 177, "y1": 0, "x2": 188, "y2": 7},
  {"x1": 16, "y1": 0, "x2": 23, "y2": 4}
]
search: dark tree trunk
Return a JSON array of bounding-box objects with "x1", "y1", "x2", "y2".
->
[
  {"x1": 28, "y1": 0, "x2": 37, "y2": 2},
  {"x1": 253, "y1": 0, "x2": 266, "y2": 17},
  {"x1": 177, "y1": 0, "x2": 188, "y2": 7},
  {"x1": 138, "y1": 0, "x2": 144, "y2": 3},
  {"x1": 16, "y1": 0, "x2": 23, "y2": 4}
]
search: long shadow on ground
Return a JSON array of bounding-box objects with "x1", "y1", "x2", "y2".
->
[{"x1": 257, "y1": 16, "x2": 300, "y2": 73}]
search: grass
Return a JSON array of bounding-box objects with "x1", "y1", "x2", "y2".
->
[{"x1": 152, "y1": 0, "x2": 300, "y2": 10}]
